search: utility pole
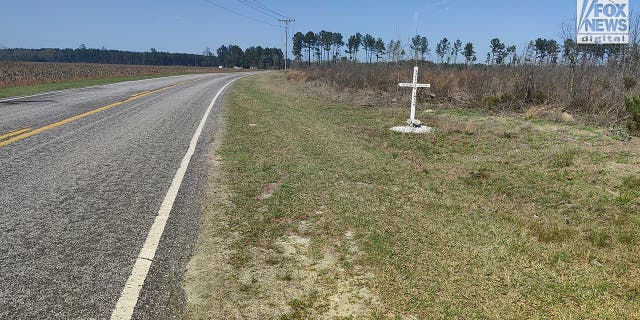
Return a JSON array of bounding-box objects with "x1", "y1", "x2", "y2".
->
[{"x1": 279, "y1": 19, "x2": 295, "y2": 74}]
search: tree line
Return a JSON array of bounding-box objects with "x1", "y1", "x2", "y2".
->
[
  {"x1": 211, "y1": 45, "x2": 283, "y2": 69},
  {"x1": 292, "y1": 31, "x2": 387, "y2": 65},
  {"x1": 1, "y1": 35, "x2": 635, "y2": 69},
  {"x1": 291, "y1": 30, "x2": 639, "y2": 67},
  {"x1": 0, "y1": 45, "x2": 284, "y2": 69},
  {"x1": 290, "y1": 30, "x2": 497, "y2": 66}
]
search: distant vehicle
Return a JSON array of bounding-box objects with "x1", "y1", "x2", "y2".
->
[{"x1": 218, "y1": 66, "x2": 223, "y2": 69}]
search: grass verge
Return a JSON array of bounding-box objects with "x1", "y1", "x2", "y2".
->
[
  {"x1": 185, "y1": 73, "x2": 640, "y2": 319},
  {"x1": 0, "y1": 74, "x2": 200, "y2": 99}
]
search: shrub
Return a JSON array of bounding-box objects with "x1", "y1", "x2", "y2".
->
[
  {"x1": 623, "y1": 76, "x2": 637, "y2": 91},
  {"x1": 624, "y1": 95, "x2": 640, "y2": 135},
  {"x1": 548, "y1": 150, "x2": 576, "y2": 168},
  {"x1": 297, "y1": 63, "x2": 638, "y2": 127}
]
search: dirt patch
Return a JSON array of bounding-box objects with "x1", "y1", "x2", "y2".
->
[
  {"x1": 187, "y1": 219, "x2": 381, "y2": 319},
  {"x1": 525, "y1": 105, "x2": 576, "y2": 124},
  {"x1": 256, "y1": 180, "x2": 284, "y2": 201},
  {"x1": 215, "y1": 223, "x2": 382, "y2": 319},
  {"x1": 274, "y1": 229, "x2": 381, "y2": 319}
]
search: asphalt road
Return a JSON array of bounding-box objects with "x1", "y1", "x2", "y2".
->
[{"x1": 0, "y1": 72, "x2": 249, "y2": 319}]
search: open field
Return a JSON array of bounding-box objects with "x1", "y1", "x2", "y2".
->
[
  {"x1": 184, "y1": 73, "x2": 640, "y2": 319},
  {"x1": 0, "y1": 61, "x2": 242, "y2": 98}
]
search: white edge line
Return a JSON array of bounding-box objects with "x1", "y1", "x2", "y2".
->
[
  {"x1": 0, "y1": 72, "x2": 241, "y2": 103},
  {"x1": 110, "y1": 74, "x2": 249, "y2": 320}
]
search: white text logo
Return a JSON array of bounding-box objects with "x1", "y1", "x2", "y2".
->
[{"x1": 577, "y1": 0, "x2": 629, "y2": 44}]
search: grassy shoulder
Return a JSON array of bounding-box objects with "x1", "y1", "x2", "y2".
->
[
  {"x1": 0, "y1": 73, "x2": 202, "y2": 99},
  {"x1": 185, "y1": 73, "x2": 640, "y2": 319}
]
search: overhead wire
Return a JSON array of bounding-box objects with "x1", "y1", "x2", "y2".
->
[
  {"x1": 247, "y1": 0, "x2": 290, "y2": 19},
  {"x1": 202, "y1": 0, "x2": 292, "y2": 64},
  {"x1": 235, "y1": 0, "x2": 281, "y2": 20},
  {"x1": 201, "y1": 0, "x2": 279, "y2": 27}
]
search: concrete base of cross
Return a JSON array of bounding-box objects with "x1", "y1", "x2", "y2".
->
[{"x1": 390, "y1": 125, "x2": 434, "y2": 134}]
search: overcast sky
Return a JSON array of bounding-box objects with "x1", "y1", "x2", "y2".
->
[{"x1": 2, "y1": 0, "x2": 638, "y2": 59}]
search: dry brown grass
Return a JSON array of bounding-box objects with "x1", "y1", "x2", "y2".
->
[
  {"x1": 292, "y1": 63, "x2": 639, "y2": 127},
  {"x1": 0, "y1": 61, "x2": 238, "y2": 89}
]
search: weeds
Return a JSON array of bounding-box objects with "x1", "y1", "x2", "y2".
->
[
  {"x1": 294, "y1": 63, "x2": 636, "y2": 127},
  {"x1": 617, "y1": 175, "x2": 640, "y2": 207},
  {"x1": 586, "y1": 229, "x2": 612, "y2": 248},
  {"x1": 531, "y1": 224, "x2": 575, "y2": 243},
  {"x1": 624, "y1": 95, "x2": 640, "y2": 135},
  {"x1": 623, "y1": 76, "x2": 637, "y2": 91},
  {"x1": 549, "y1": 149, "x2": 576, "y2": 168},
  {"x1": 621, "y1": 175, "x2": 640, "y2": 190}
]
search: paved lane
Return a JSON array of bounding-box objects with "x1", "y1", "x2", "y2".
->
[{"x1": 0, "y1": 73, "x2": 249, "y2": 319}]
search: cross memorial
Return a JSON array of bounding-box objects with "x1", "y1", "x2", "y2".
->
[{"x1": 391, "y1": 66, "x2": 433, "y2": 133}]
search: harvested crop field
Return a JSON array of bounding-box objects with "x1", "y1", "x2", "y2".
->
[{"x1": 0, "y1": 61, "x2": 237, "y2": 89}]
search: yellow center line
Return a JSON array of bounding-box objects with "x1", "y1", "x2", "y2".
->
[
  {"x1": 130, "y1": 90, "x2": 153, "y2": 98},
  {"x1": 0, "y1": 79, "x2": 199, "y2": 148},
  {"x1": 0, "y1": 128, "x2": 32, "y2": 141}
]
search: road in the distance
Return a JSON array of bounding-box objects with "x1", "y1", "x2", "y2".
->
[{"x1": 0, "y1": 72, "x2": 249, "y2": 319}]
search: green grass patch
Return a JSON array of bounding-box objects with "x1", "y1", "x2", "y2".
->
[{"x1": 548, "y1": 149, "x2": 577, "y2": 168}]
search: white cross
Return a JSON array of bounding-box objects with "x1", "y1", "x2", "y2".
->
[{"x1": 399, "y1": 66, "x2": 430, "y2": 127}]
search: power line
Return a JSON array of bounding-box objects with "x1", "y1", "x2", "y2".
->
[
  {"x1": 248, "y1": 0, "x2": 290, "y2": 19},
  {"x1": 235, "y1": 0, "x2": 280, "y2": 20},
  {"x1": 202, "y1": 0, "x2": 279, "y2": 27}
]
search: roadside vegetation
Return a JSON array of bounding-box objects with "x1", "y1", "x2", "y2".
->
[
  {"x1": 287, "y1": 19, "x2": 640, "y2": 135},
  {"x1": 292, "y1": 62, "x2": 636, "y2": 130},
  {"x1": 185, "y1": 73, "x2": 640, "y2": 319}
]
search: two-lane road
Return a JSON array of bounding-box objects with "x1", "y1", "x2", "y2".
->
[{"x1": 0, "y1": 72, "x2": 249, "y2": 319}]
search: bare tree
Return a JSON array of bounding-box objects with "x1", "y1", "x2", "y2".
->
[{"x1": 452, "y1": 39, "x2": 462, "y2": 64}]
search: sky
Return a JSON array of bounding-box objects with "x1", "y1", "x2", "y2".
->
[{"x1": 2, "y1": 0, "x2": 639, "y2": 60}]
